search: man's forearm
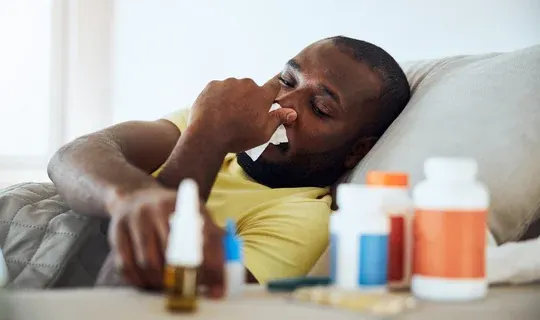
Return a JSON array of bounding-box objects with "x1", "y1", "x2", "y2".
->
[
  {"x1": 157, "y1": 126, "x2": 227, "y2": 202},
  {"x1": 48, "y1": 134, "x2": 159, "y2": 217}
]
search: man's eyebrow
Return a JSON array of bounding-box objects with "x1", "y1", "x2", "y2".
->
[
  {"x1": 286, "y1": 59, "x2": 301, "y2": 71},
  {"x1": 318, "y1": 84, "x2": 342, "y2": 107},
  {"x1": 285, "y1": 59, "x2": 342, "y2": 109}
]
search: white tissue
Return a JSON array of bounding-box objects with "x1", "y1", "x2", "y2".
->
[
  {"x1": 487, "y1": 236, "x2": 540, "y2": 285},
  {"x1": 245, "y1": 103, "x2": 289, "y2": 161}
]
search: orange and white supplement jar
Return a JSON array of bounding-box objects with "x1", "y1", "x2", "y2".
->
[
  {"x1": 412, "y1": 158, "x2": 489, "y2": 301},
  {"x1": 366, "y1": 171, "x2": 413, "y2": 290}
]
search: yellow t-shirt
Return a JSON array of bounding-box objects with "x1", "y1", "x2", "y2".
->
[{"x1": 156, "y1": 109, "x2": 332, "y2": 283}]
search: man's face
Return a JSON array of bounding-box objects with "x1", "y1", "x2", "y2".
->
[{"x1": 237, "y1": 40, "x2": 381, "y2": 188}]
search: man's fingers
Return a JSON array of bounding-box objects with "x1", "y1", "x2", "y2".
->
[
  {"x1": 144, "y1": 225, "x2": 165, "y2": 289},
  {"x1": 129, "y1": 219, "x2": 148, "y2": 269},
  {"x1": 156, "y1": 214, "x2": 169, "y2": 252},
  {"x1": 115, "y1": 222, "x2": 144, "y2": 287},
  {"x1": 261, "y1": 76, "x2": 281, "y2": 102},
  {"x1": 201, "y1": 222, "x2": 225, "y2": 299},
  {"x1": 268, "y1": 107, "x2": 297, "y2": 130}
]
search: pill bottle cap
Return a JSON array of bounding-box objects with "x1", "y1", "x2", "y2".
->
[
  {"x1": 337, "y1": 184, "x2": 385, "y2": 216},
  {"x1": 424, "y1": 157, "x2": 478, "y2": 181},
  {"x1": 366, "y1": 171, "x2": 408, "y2": 187}
]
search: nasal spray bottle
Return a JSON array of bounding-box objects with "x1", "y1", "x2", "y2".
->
[
  {"x1": 164, "y1": 179, "x2": 204, "y2": 313},
  {"x1": 223, "y1": 219, "x2": 245, "y2": 297},
  {"x1": 330, "y1": 184, "x2": 389, "y2": 292}
]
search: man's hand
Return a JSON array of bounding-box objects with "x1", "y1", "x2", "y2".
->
[
  {"x1": 106, "y1": 187, "x2": 225, "y2": 297},
  {"x1": 187, "y1": 77, "x2": 297, "y2": 153}
]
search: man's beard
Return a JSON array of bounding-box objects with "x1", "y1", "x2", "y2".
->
[{"x1": 236, "y1": 148, "x2": 348, "y2": 189}]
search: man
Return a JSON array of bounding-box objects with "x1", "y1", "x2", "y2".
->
[{"x1": 47, "y1": 36, "x2": 410, "y2": 295}]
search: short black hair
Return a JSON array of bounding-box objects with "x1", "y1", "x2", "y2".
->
[{"x1": 328, "y1": 36, "x2": 411, "y2": 138}]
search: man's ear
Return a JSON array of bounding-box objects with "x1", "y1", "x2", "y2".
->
[{"x1": 344, "y1": 137, "x2": 378, "y2": 170}]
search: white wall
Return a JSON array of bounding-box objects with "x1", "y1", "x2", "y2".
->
[{"x1": 113, "y1": 0, "x2": 540, "y2": 123}]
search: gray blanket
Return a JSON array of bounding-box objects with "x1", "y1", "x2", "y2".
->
[{"x1": 0, "y1": 183, "x2": 110, "y2": 288}]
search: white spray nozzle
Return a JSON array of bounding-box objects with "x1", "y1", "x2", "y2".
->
[
  {"x1": 176, "y1": 178, "x2": 200, "y2": 219},
  {"x1": 166, "y1": 179, "x2": 204, "y2": 266}
]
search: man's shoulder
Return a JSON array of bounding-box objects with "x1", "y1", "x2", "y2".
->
[{"x1": 161, "y1": 108, "x2": 191, "y2": 132}]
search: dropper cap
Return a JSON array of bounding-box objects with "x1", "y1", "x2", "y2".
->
[
  {"x1": 223, "y1": 219, "x2": 242, "y2": 262},
  {"x1": 166, "y1": 179, "x2": 204, "y2": 266}
]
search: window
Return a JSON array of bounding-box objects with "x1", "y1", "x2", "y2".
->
[
  {"x1": 0, "y1": 0, "x2": 114, "y2": 188},
  {"x1": 0, "y1": 0, "x2": 54, "y2": 186},
  {"x1": 0, "y1": 1, "x2": 53, "y2": 157}
]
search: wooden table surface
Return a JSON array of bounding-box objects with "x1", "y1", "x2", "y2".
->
[{"x1": 2, "y1": 284, "x2": 540, "y2": 320}]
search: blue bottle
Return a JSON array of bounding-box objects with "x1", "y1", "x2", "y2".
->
[{"x1": 223, "y1": 219, "x2": 245, "y2": 297}]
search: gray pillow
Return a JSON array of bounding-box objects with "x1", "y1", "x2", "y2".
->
[{"x1": 351, "y1": 45, "x2": 540, "y2": 244}]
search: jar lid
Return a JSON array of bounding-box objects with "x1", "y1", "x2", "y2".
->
[
  {"x1": 424, "y1": 157, "x2": 478, "y2": 180},
  {"x1": 366, "y1": 171, "x2": 408, "y2": 187},
  {"x1": 337, "y1": 184, "x2": 385, "y2": 215}
]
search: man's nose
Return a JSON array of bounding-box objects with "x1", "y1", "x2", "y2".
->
[
  {"x1": 275, "y1": 88, "x2": 307, "y2": 113},
  {"x1": 275, "y1": 91, "x2": 303, "y2": 126}
]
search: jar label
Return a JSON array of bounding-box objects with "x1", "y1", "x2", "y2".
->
[
  {"x1": 358, "y1": 235, "x2": 389, "y2": 286},
  {"x1": 413, "y1": 209, "x2": 487, "y2": 278},
  {"x1": 330, "y1": 233, "x2": 389, "y2": 287},
  {"x1": 388, "y1": 215, "x2": 407, "y2": 283}
]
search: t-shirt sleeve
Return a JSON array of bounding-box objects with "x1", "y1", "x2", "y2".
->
[
  {"x1": 162, "y1": 108, "x2": 191, "y2": 132},
  {"x1": 151, "y1": 108, "x2": 191, "y2": 177},
  {"x1": 238, "y1": 198, "x2": 332, "y2": 283}
]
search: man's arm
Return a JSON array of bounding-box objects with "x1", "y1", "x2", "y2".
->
[
  {"x1": 47, "y1": 120, "x2": 180, "y2": 217},
  {"x1": 156, "y1": 125, "x2": 227, "y2": 202}
]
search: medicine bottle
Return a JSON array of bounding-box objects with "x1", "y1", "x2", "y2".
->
[
  {"x1": 366, "y1": 171, "x2": 413, "y2": 289},
  {"x1": 412, "y1": 158, "x2": 489, "y2": 301},
  {"x1": 164, "y1": 179, "x2": 204, "y2": 312},
  {"x1": 223, "y1": 219, "x2": 245, "y2": 297},
  {"x1": 330, "y1": 184, "x2": 389, "y2": 291}
]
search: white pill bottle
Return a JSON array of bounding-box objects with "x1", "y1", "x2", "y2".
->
[
  {"x1": 412, "y1": 158, "x2": 489, "y2": 301},
  {"x1": 330, "y1": 185, "x2": 390, "y2": 292}
]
